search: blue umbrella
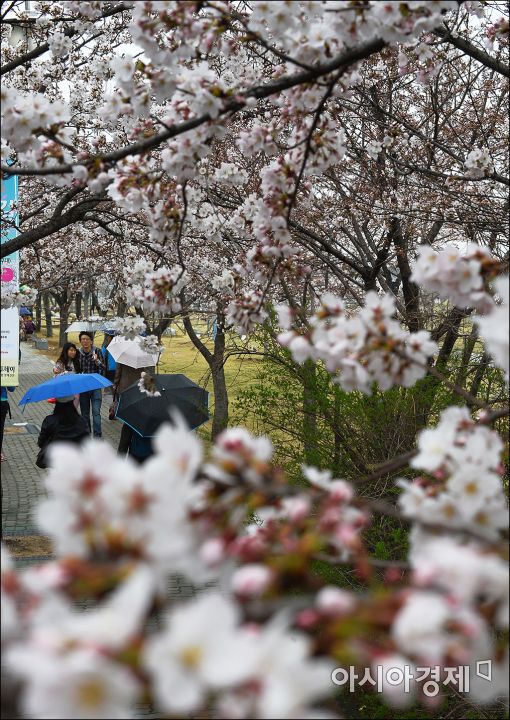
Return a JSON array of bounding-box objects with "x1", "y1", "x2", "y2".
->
[
  {"x1": 19, "y1": 307, "x2": 31, "y2": 316},
  {"x1": 19, "y1": 373, "x2": 112, "y2": 405}
]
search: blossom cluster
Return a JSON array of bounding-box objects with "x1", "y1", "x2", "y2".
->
[
  {"x1": 137, "y1": 371, "x2": 161, "y2": 398},
  {"x1": 139, "y1": 335, "x2": 164, "y2": 357},
  {"x1": 1, "y1": 87, "x2": 71, "y2": 154},
  {"x1": 124, "y1": 263, "x2": 188, "y2": 315},
  {"x1": 411, "y1": 247, "x2": 508, "y2": 380},
  {"x1": 391, "y1": 405, "x2": 509, "y2": 706},
  {"x1": 2, "y1": 414, "x2": 507, "y2": 718},
  {"x1": 1, "y1": 423, "x2": 362, "y2": 718},
  {"x1": 397, "y1": 405, "x2": 507, "y2": 540},
  {"x1": 475, "y1": 276, "x2": 509, "y2": 381},
  {"x1": 410, "y1": 244, "x2": 497, "y2": 311},
  {"x1": 112, "y1": 316, "x2": 147, "y2": 340},
  {"x1": 0, "y1": 285, "x2": 38, "y2": 310},
  {"x1": 464, "y1": 147, "x2": 494, "y2": 179},
  {"x1": 278, "y1": 291, "x2": 438, "y2": 393},
  {"x1": 226, "y1": 289, "x2": 269, "y2": 335},
  {"x1": 211, "y1": 268, "x2": 236, "y2": 294}
]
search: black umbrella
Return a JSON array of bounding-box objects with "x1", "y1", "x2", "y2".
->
[{"x1": 115, "y1": 374, "x2": 209, "y2": 437}]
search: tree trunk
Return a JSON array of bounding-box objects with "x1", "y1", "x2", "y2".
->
[
  {"x1": 43, "y1": 291, "x2": 53, "y2": 337},
  {"x1": 211, "y1": 356, "x2": 229, "y2": 439},
  {"x1": 51, "y1": 290, "x2": 72, "y2": 346},
  {"x1": 83, "y1": 287, "x2": 90, "y2": 318},
  {"x1": 391, "y1": 217, "x2": 421, "y2": 333},
  {"x1": 117, "y1": 298, "x2": 127, "y2": 317},
  {"x1": 91, "y1": 290, "x2": 104, "y2": 316},
  {"x1": 181, "y1": 297, "x2": 229, "y2": 440},
  {"x1": 414, "y1": 307, "x2": 467, "y2": 429},
  {"x1": 455, "y1": 325, "x2": 477, "y2": 390},
  {"x1": 34, "y1": 291, "x2": 42, "y2": 331},
  {"x1": 469, "y1": 352, "x2": 489, "y2": 403},
  {"x1": 75, "y1": 291, "x2": 82, "y2": 318},
  {"x1": 301, "y1": 360, "x2": 319, "y2": 465}
]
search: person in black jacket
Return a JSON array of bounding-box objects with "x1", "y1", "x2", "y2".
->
[{"x1": 36, "y1": 397, "x2": 89, "y2": 469}]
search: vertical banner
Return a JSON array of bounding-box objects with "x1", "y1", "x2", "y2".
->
[{"x1": 1, "y1": 171, "x2": 20, "y2": 386}]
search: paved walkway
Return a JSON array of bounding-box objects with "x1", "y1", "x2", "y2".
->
[{"x1": 2, "y1": 341, "x2": 123, "y2": 565}]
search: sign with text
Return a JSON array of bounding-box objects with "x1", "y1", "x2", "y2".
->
[{"x1": 1, "y1": 171, "x2": 20, "y2": 386}]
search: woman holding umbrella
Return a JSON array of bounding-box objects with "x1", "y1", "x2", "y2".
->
[
  {"x1": 113, "y1": 362, "x2": 155, "y2": 455},
  {"x1": 52, "y1": 342, "x2": 80, "y2": 409},
  {"x1": 53, "y1": 342, "x2": 80, "y2": 375},
  {"x1": 36, "y1": 397, "x2": 89, "y2": 469}
]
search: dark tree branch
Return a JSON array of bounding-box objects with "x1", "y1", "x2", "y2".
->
[
  {"x1": 1, "y1": 194, "x2": 107, "y2": 258},
  {"x1": 390, "y1": 217, "x2": 421, "y2": 332},
  {"x1": 0, "y1": 2, "x2": 134, "y2": 76},
  {"x1": 434, "y1": 25, "x2": 510, "y2": 78},
  {"x1": 1, "y1": 37, "x2": 387, "y2": 177}
]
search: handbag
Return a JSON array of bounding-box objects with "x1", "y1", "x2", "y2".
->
[
  {"x1": 35, "y1": 445, "x2": 48, "y2": 469},
  {"x1": 35, "y1": 422, "x2": 58, "y2": 469},
  {"x1": 108, "y1": 386, "x2": 118, "y2": 421}
]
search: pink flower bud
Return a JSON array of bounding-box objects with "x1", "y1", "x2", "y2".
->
[
  {"x1": 329, "y1": 480, "x2": 354, "y2": 503},
  {"x1": 412, "y1": 566, "x2": 436, "y2": 586},
  {"x1": 384, "y1": 567, "x2": 404, "y2": 584},
  {"x1": 296, "y1": 609, "x2": 319, "y2": 628},
  {"x1": 232, "y1": 564, "x2": 273, "y2": 597},
  {"x1": 460, "y1": 621, "x2": 480, "y2": 638},
  {"x1": 316, "y1": 586, "x2": 355, "y2": 616},
  {"x1": 199, "y1": 538, "x2": 225, "y2": 567},
  {"x1": 282, "y1": 496, "x2": 310, "y2": 522},
  {"x1": 320, "y1": 507, "x2": 341, "y2": 529},
  {"x1": 336, "y1": 524, "x2": 358, "y2": 547}
]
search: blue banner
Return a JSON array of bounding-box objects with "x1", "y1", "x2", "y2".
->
[
  {"x1": 1, "y1": 170, "x2": 19, "y2": 283},
  {"x1": 1, "y1": 169, "x2": 20, "y2": 386}
]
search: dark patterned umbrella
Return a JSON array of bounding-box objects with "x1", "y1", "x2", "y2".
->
[{"x1": 115, "y1": 374, "x2": 209, "y2": 437}]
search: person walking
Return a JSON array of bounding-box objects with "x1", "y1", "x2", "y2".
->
[
  {"x1": 113, "y1": 362, "x2": 155, "y2": 456},
  {"x1": 100, "y1": 333, "x2": 118, "y2": 419},
  {"x1": 77, "y1": 331, "x2": 104, "y2": 438},
  {"x1": 1, "y1": 386, "x2": 15, "y2": 463},
  {"x1": 36, "y1": 398, "x2": 89, "y2": 469},
  {"x1": 53, "y1": 342, "x2": 80, "y2": 409},
  {"x1": 53, "y1": 342, "x2": 80, "y2": 375},
  {"x1": 100, "y1": 333, "x2": 117, "y2": 382},
  {"x1": 22, "y1": 316, "x2": 35, "y2": 340},
  {"x1": 128, "y1": 433, "x2": 154, "y2": 464}
]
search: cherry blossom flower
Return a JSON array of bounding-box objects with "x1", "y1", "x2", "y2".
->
[
  {"x1": 315, "y1": 586, "x2": 356, "y2": 616},
  {"x1": 410, "y1": 244, "x2": 494, "y2": 311},
  {"x1": 376, "y1": 654, "x2": 417, "y2": 708},
  {"x1": 475, "y1": 275, "x2": 509, "y2": 381},
  {"x1": 0, "y1": 285, "x2": 38, "y2": 310},
  {"x1": 280, "y1": 291, "x2": 438, "y2": 393},
  {"x1": 464, "y1": 147, "x2": 494, "y2": 179},
  {"x1": 232, "y1": 564, "x2": 274, "y2": 597},
  {"x1": 6, "y1": 646, "x2": 140, "y2": 720},
  {"x1": 143, "y1": 593, "x2": 259, "y2": 713},
  {"x1": 137, "y1": 371, "x2": 162, "y2": 398}
]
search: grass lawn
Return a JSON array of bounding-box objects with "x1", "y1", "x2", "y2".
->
[{"x1": 33, "y1": 318, "x2": 263, "y2": 440}]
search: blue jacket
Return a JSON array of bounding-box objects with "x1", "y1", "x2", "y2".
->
[
  {"x1": 101, "y1": 346, "x2": 117, "y2": 372},
  {"x1": 1, "y1": 387, "x2": 15, "y2": 401}
]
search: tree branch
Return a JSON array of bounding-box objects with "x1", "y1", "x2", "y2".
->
[
  {"x1": 1, "y1": 37, "x2": 387, "y2": 177},
  {"x1": 1, "y1": 194, "x2": 107, "y2": 258},
  {"x1": 0, "y1": 2, "x2": 134, "y2": 76},
  {"x1": 434, "y1": 25, "x2": 510, "y2": 78}
]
